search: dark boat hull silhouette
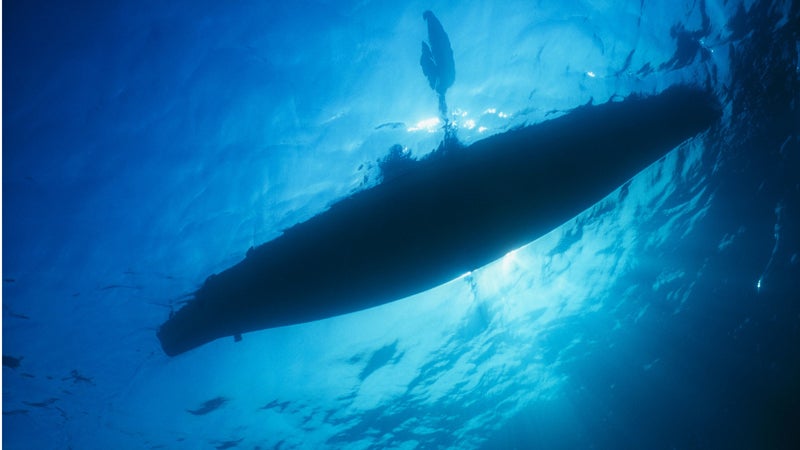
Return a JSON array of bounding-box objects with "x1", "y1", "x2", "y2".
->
[{"x1": 158, "y1": 86, "x2": 720, "y2": 356}]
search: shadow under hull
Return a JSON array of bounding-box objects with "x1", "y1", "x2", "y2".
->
[{"x1": 158, "y1": 86, "x2": 720, "y2": 356}]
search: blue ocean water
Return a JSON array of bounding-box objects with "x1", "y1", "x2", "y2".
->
[{"x1": 3, "y1": 0, "x2": 798, "y2": 448}]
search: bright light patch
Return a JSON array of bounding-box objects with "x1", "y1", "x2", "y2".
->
[
  {"x1": 498, "y1": 112, "x2": 509, "y2": 118},
  {"x1": 464, "y1": 119, "x2": 476, "y2": 130},
  {"x1": 407, "y1": 117, "x2": 441, "y2": 133},
  {"x1": 478, "y1": 126, "x2": 488, "y2": 133},
  {"x1": 586, "y1": 71, "x2": 596, "y2": 78},
  {"x1": 452, "y1": 108, "x2": 468, "y2": 118},
  {"x1": 483, "y1": 108, "x2": 497, "y2": 114},
  {"x1": 502, "y1": 249, "x2": 519, "y2": 273}
]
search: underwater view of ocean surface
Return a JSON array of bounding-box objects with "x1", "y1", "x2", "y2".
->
[{"x1": 3, "y1": 0, "x2": 799, "y2": 448}]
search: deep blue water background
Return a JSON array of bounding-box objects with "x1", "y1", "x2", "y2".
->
[{"x1": 3, "y1": 0, "x2": 799, "y2": 448}]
